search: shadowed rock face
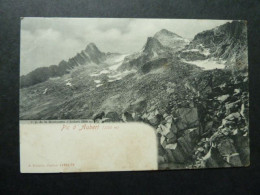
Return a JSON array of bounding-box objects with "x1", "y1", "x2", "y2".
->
[
  {"x1": 118, "y1": 30, "x2": 189, "y2": 71},
  {"x1": 118, "y1": 37, "x2": 174, "y2": 71}
]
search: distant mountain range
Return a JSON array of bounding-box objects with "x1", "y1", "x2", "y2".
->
[
  {"x1": 20, "y1": 42, "x2": 119, "y2": 88},
  {"x1": 20, "y1": 21, "x2": 248, "y2": 88}
]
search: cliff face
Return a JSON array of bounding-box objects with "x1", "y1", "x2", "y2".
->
[{"x1": 180, "y1": 21, "x2": 248, "y2": 71}]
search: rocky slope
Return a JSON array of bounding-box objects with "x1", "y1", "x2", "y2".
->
[
  {"x1": 20, "y1": 43, "x2": 121, "y2": 88},
  {"x1": 179, "y1": 21, "x2": 248, "y2": 71},
  {"x1": 20, "y1": 21, "x2": 249, "y2": 169}
]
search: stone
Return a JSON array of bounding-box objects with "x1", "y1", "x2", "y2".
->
[
  {"x1": 197, "y1": 147, "x2": 204, "y2": 152},
  {"x1": 225, "y1": 100, "x2": 240, "y2": 114},
  {"x1": 225, "y1": 112, "x2": 241, "y2": 121},
  {"x1": 217, "y1": 94, "x2": 229, "y2": 102},
  {"x1": 123, "y1": 111, "x2": 134, "y2": 122},
  {"x1": 217, "y1": 138, "x2": 242, "y2": 166},
  {"x1": 176, "y1": 119, "x2": 188, "y2": 131},
  {"x1": 177, "y1": 128, "x2": 199, "y2": 155},
  {"x1": 178, "y1": 107, "x2": 199, "y2": 126},
  {"x1": 167, "y1": 136, "x2": 177, "y2": 144},
  {"x1": 165, "y1": 144, "x2": 187, "y2": 163},
  {"x1": 165, "y1": 131, "x2": 175, "y2": 139},
  {"x1": 234, "y1": 88, "x2": 241, "y2": 95},
  {"x1": 158, "y1": 155, "x2": 166, "y2": 163},
  {"x1": 93, "y1": 111, "x2": 105, "y2": 122},
  {"x1": 170, "y1": 122, "x2": 178, "y2": 134},
  {"x1": 160, "y1": 136, "x2": 167, "y2": 148},
  {"x1": 105, "y1": 112, "x2": 120, "y2": 121},
  {"x1": 227, "y1": 153, "x2": 242, "y2": 166},
  {"x1": 165, "y1": 143, "x2": 178, "y2": 150},
  {"x1": 146, "y1": 110, "x2": 162, "y2": 126},
  {"x1": 158, "y1": 124, "x2": 171, "y2": 136},
  {"x1": 204, "y1": 121, "x2": 214, "y2": 132}
]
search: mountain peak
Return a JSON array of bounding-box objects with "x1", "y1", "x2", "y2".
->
[
  {"x1": 85, "y1": 42, "x2": 104, "y2": 57},
  {"x1": 153, "y1": 29, "x2": 189, "y2": 51},
  {"x1": 154, "y1": 29, "x2": 181, "y2": 38},
  {"x1": 86, "y1": 42, "x2": 99, "y2": 51}
]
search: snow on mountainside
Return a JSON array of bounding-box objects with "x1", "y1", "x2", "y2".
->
[
  {"x1": 179, "y1": 21, "x2": 248, "y2": 71},
  {"x1": 118, "y1": 37, "x2": 171, "y2": 71},
  {"x1": 20, "y1": 43, "x2": 123, "y2": 88},
  {"x1": 118, "y1": 29, "x2": 189, "y2": 71}
]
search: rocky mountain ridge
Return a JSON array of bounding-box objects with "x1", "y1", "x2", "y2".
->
[
  {"x1": 20, "y1": 43, "x2": 120, "y2": 88},
  {"x1": 179, "y1": 21, "x2": 248, "y2": 71}
]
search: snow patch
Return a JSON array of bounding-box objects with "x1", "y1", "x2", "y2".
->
[
  {"x1": 182, "y1": 58, "x2": 226, "y2": 70},
  {"x1": 43, "y1": 88, "x2": 48, "y2": 94},
  {"x1": 66, "y1": 82, "x2": 72, "y2": 87},
  {"x1": 217, "y1": 94, "x2": 229, "y2": 102},
  {"x1": 202, "y1": 48, "x2": 211, "y2": 56},
  {"x1": 100, "y1": 70, "x2": 110, "y2": 74},
  {"x1": 107, "y1": 54, "x2": 128, "y2": 70},
  {"x1": 90, "y1": 73, "x2": 100, "y2": 77},
  {"x1": 90, "y1": 69, "x2": 110, "y2": 77},
  {"x1": 183, "y1": 49, "x2": 200, "y2": 53},
  {"x1": 94, "y1": 80, "x2": 101, "y2": 84}
]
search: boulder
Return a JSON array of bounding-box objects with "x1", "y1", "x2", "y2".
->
[
  {"x1": 225, "y1": 100, "x2": 241, "y2": 114},
  {"x1": 217, "y1": 94, "x2": 229, "y2": 102},
  {"x1": 123, "y1": 111, "x2": 134, "y2": 122},
  {"x1": 177, "y1": 128, "x2": 199, "y2": 155},
  {"x1": 165, "y1": 143, "x2": 187, "y2": 163},
  {"x1": 177, "y1": 107, "x2": 199, "y2": 127},
  {"x1": 204, "y1": 121, "x2": 214, "y2": 133},
  {"x1": 217, "y1": 138, "x2": 242, "y2": 166},
  {"x1": 146, "y1": 110, "x2": 163, "y2": 126},
  {"x1": 157, "y1": 124, "x2": 171, "y2": 136},
  {"x1": 93, "y1": 111, "x2": 105, "y2": 122},
  {"x1": 170, "y1": 122, "x2": 178, "y2": 134},
  {"x1": 160, "y1": 135, "x2": 167, "y2": 148},
  {"x1": 225, "y1": 112, "x2": 241, "y2": 121},
  {"x1": 105, "y1": 112, "x2": 121, "y2": 122}
]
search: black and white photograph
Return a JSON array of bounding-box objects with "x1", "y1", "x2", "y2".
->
[{"x1": 19, "y1": 18, "x2": 249, "y2": 171}]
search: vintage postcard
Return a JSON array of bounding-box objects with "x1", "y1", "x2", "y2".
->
[{"x1": 20, "y1": 18, "x2": 249, "y2": 173}]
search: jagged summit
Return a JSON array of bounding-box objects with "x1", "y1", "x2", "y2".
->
[
  {"x1": 20, "y1": 42, "x2": 107, "y2": 88},
  {"x1": 154, "y1": 29, "x2": 182, "y2": 38},
  {"x1": 85, "y1": 42, "x2": 103, "y2": 55},
  {"x1": 86, "y1": 42, "x2": 100, "y2": 51},
  {"x1": 153, "y1": 29, "x2": 189, "y2": 51}
]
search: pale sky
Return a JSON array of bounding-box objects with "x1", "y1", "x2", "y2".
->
[{"x1": 20, "y1": 18, "x2": 231, "y2": 75}]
